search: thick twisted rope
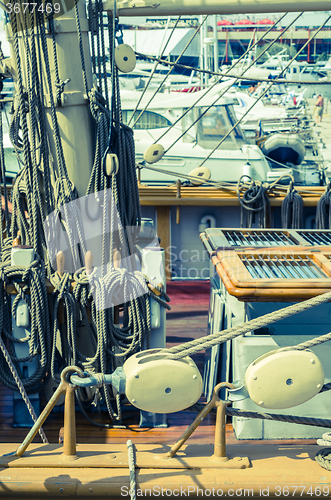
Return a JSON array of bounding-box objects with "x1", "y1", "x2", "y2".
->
[
  {"x1": 127, "y1": 440, "x2": 137, "y2": 500},
  {"x1": 0, "y1": 334, "x2": 48, "y2": 443},
  {"x1": 281, "y1": 182, "x2": 303, "y2": 229},
  {"x1": 187, "y1": 403, "x2": 331, "y2": 429},
  {"x1": 316, "y1": 183, "x2": 331, "y2": 229},
  {"x1": 238, "y1": 178, "x2": 271, "y2": 229},
  {"x1": 0, "y1": 257, "x2": 51, "y2": 393},
  {"x1": 166, "y1": 290, "x2": 331, "y2": 360},
  {"x1": 50, "y1": 272, "x2": 82, "y2": 382}
]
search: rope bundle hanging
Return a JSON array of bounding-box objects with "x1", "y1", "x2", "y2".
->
[
  {"x1": 316, "y1": 183, "x2": 331, "y2": 229},
  {"x1": 0, "y1": 257, "x2": 51, "y2": 393},
  {"x1": 49, "y1": 271, "x2": 89, "y2": 383},
  {"x1": 237, "y1": 177, "x2": 271, "y2": 228},
  {"x1": 281, "y1": 181, "x2": 303, "y2": 229}
]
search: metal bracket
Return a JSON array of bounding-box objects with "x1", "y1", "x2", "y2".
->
[
  {"x1": 3, "y1": 366, "x2": 85, "y2": 460},
  {"x1": 43, "y1": 90, "x2": 88, "y2": 108},
  {"x1": 0, "y1": 371, "x2": 250, "y2": 470},
  {"x1": 161, "y1": 382, "x2": 251, "y2": 469}
]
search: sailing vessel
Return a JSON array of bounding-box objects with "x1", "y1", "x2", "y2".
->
[{"x1": 1, "y1": 0, "x2": 331, "y2": 497}]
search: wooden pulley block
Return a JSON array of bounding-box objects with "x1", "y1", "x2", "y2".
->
[
  {"x1": 114, "y1": 44, "x2": 136, "y2": 73},
  {"x1": 104, "y1": 153, "x2": 119, "y2": 176},
  {"x1": 189, "y1": 166, "x2": 211, "y2": 186},
  {"x1": 143, "y1": 143, "x2": 165, "y2": 164},
  {"x1": 245, "y1": 348, "x2": 324, "y2": 409},
  {"x1": 124, "y1": 349, "x2": 203, "y2": 413}
]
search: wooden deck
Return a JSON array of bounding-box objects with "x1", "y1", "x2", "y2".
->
[{"x1": 1, "y1": 281, "x2": 328, "y2": 499}]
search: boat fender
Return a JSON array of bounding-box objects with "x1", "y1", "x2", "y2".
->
[
  {"x1": 199, "y1": 214, "x2": 216, "y2": 233},
  {"x1": 245, "y1": 349, "x2": 324, "y2": 409},
  {"x1": 188, "y1": 166, "x2": 211, "y2": 186},
  {"x1": 143, "y1": 143, "x2": 165, "y2": 164},
  {"x1": 241, "y1": 162, "x2": 253, "y2": 182},
  {"x1": 114, "y1": 44, "x2": 136, "y2": 73},
  {"x1": 123, "y1": 349, "x2": 203, "y2": 413},
  {"x1": 104, "y1": 152, "x2": 119, "y2": 176}
]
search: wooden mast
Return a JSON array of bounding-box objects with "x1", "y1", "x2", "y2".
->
[{"x1": 4, "y1": 0, "x2": 95, "y2": 198}]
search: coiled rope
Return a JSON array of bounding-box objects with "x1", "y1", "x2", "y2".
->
[
  {"x1": 0, "y1": 257, "x2": 51, "y2": 393},
  {"x1": 281, "y1": 181, "x2": 303, "y2": 229},
  {"x1": 237, "y1": 177, "x2": 271, "y2": 229},
  {"x1": 316, "y1": 183, "x2": 331, "y2": 229}
]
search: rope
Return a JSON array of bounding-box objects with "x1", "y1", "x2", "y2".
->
[
  {"x1": 281, "y1": 331, "x2": 331, "y2": 353},
  {"x1": 187, "y1": 403, "x2": 331, "y2": 429},
  {"x1": 0, "y1": 334, "x2": 48, "y2": 444},
  {"x1": 281, "y1": 181, "x2": 303, "y2": 229},
  {"x1": 74, "y1": 0, "x2": 89, "y2": 96},
  {"x1": 128, "y1": 15, "x2": 182, "y2": 127},
  {"x1": 132, "y1": 15, "x2": 209, "y2": 129},
  {"x1": 316, "y1": 183, "x2": 331, "y2": 229},
  {"x1": 0, "y1": 108, "x2": 10, "y2": 241},
  {"x1": 315, "y1": 448, "x2": 331, "y2": 471},
  {"x1": 317, "y1": 432, "x2": 331, "y2": 446},
  {"x1": 165, "y1": 290, "x2": 331, "y2": 360},
  {"x1": 127, "y1": 440, "x2": 137, "y2": 500},
  {"x1": 139, "y1": 163, "x2": 299, "y2": 200},
  {"x1": 50, "y1": 272, "x2": 84, "y2": 383},
  {"x1": 154, "y1": 12, "x2": 298, "y2": 147},
  {"x1": 0, "y1": 257, "x2": 51, "y2": 393},
  {"x1": 237, "y1": 177, "x2": 271, "y2": 229}
]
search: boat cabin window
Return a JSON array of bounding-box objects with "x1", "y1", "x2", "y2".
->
[
  {"x1": 225, "y1": 105, "x2": 245, "y2": 140},
  {"x1": 196, "y1": 105, "x2": 241, "y2": 149},
  {"x1": 181, "y1": 105, "x2": 244, "y2": 148},
  {"x1": 122, "y1": 110, "x2": 172, "y2": 129}
]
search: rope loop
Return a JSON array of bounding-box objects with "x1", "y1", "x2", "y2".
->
[
  {"x1": 316, "y1": 182, "x2": 331, "y2": 229},
  {"x1": 281, "y1": 181, "x2": 303, "y2": 229},
  {"x1": 237, "y1": 177, "x2": 271, "y2": 228},
  {"x1": 88, "y1": 86, "x2": 110, "y2": 120}
]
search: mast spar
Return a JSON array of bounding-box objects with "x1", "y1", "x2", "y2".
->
[{"x1": 103, "y1": 0, "x2": 331, "y2": 16}]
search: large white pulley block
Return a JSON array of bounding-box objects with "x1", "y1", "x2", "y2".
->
[
  {"x1": 124, "y1": 349, "x2": 203, "y2": 413},
  {"x1": 245, "y1": 348, "x2": 324, "y2": 409}
]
